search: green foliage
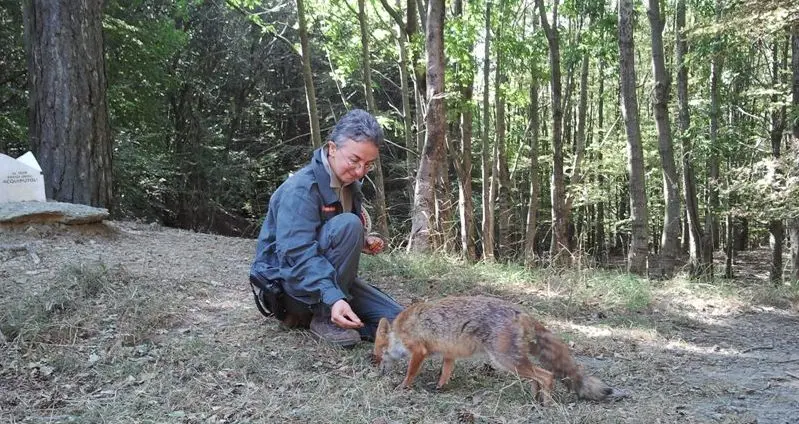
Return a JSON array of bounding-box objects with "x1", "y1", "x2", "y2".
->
[{"x1": 0, "y1": 0, "x2": 27, "y2": 155}]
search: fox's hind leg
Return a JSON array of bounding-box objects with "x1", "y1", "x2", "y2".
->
[
  {"x1": 512, "y1": 359, "x2": 555, "y2": 405},
  {"x1": 491, "y1": 351, "x2": 554, "y2": 405},
  {"x1": 436, "y1": 357, "x2": 456, "y2": 389}
]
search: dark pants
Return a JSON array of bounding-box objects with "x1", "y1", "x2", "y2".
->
[{"x1": 282, "y1": 213, "x2": 403, "y2": 340}]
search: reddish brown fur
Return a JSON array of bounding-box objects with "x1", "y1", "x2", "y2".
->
[{"x1": 373, "y1": 296, "x2": 615, "y2": 403}]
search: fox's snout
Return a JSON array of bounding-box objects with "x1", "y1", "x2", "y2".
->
[{"x1": 378, "y1": 357, "x2": 393, "y2": 376}]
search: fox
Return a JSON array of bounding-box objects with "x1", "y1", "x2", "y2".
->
[{"x1": 372, "y1": 295, "x2": 623, "y2": 404}]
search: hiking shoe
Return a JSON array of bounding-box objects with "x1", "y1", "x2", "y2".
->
[
  {"x1": 310, "y1": 312, "x2": 361, "y2": 347},
  {"x1": 278, "y1": 311, "x2": 311, "y2": 330}
]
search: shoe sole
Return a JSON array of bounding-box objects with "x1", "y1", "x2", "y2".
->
[{"x1": 309, "y1": 329, "x2": 361, "y2": 348}]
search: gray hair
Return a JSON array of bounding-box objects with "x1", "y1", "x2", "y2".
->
[{"x1": 328, "y1": 109, "x2": 383, "y2": 148}]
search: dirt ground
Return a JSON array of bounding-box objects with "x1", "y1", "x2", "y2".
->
[{"x1": 1, "y1": 221, "x2": 798, "y2": 423}]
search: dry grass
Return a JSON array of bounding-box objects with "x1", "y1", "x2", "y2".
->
[{"x1": 1, "y1": 222, "x2": 798, "y2": 423}]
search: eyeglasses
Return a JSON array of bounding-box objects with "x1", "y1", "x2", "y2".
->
[{"x1": 346, "y1": 156, "x2": 375, "y2": 172}]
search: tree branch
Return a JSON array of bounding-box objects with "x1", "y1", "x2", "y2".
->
[
  {"x1": 376, "y1": 0, "x2": 404, "y2": 29},
  {"x1": 225, "y1": 0, "x2": 298, "y2": 55}
]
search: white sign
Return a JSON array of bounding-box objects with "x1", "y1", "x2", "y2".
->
[{"x1": 0, "y1": 151, "x2": 46, "y2": 203}]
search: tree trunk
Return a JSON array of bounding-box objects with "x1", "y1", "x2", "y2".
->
[
  {"x1": 701, "y1": 0, "x2": 726, "y2": 278},
  {"x1": 453, "y1": 0, "x2": 477, "y2": 261},
  {"x1": 407, "y1": 0, "x2": 445, "y2": 252},
  {"x1": 535, "y1": 0, "x2": 569, "y2": 266},
  {"x1": 618, "y1": 0, "x2": 649, "y2": 275},
  {"x1": 436, "y1": 133, "x2": 454, "y2": 250},
  {"x1": 524, "y1": 75, "x2": 541, "y2": 265},
  {"x1": 357, "y1": 0, "x2": 390, "y2": 239},
  {"x1": 595, "y1": 58, "x2": 607, "y2": 263},
  {"x1": 296, "y1": 0, "x2": 321, "y2": 149},
  {"x1": 703, "y1": 57, "x2": 721, "y2": 278},
  {"x1": 675, "y1": 0, "x2": 703, "y2": 277},
  {"x1": 790, "y1": 25, "x2": 799, "y2": 283},
  {"x1": 378, "y1": 0, "x2": 416, "y2": 213},
  {"x1": 768, "y1": 39, "x2": 787, "y2": 284},
  {"x1": 494, "y1": 61, "x2": 511, "y2": 258},
  {"x1": 724, "y1": 208, "x2": 734, "y2": 279},
  {"x1": 481, "y1": 0, "x2": 495, "y2": 261},
  {"x1": 23, "y1": 0, "x2": 113, "y2": 209},
  {"x1": 646, "y1": 0, "x2": 680, "y2": 278},
  {"x1": 566, "y1": 53, "x2": 588, "y2": 225}
]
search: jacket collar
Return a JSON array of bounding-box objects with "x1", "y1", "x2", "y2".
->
[{"x1": 311, "y1": 147, "x2": 363, "y2": 207}]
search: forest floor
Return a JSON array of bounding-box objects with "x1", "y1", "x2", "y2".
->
[{"x1": 1, "y1": 220, "x2": 798, "y2": 423}]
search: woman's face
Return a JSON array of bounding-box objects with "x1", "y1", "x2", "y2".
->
[{"x1": 327, "y1": 139, "x2": 378, "y2": 185}]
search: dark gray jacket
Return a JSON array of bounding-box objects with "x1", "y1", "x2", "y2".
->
[{"x1": 250, "y1": 147, "x2": 364, "y2": 306}]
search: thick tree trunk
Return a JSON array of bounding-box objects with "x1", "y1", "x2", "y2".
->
[
  {"x1": 407, "y1": 0, "x2": 445, "y2": 252},
  {"x1": 535, "y1": 0, "x2": 569, "y2": 266},
  {"x1": 646, "y1": 0, "x2": 680, "y2": 278},
  {"x1": 23, "y1": 0, "x2": 113, "y2": 209},
  {"x1": 358, "y1": 0, "x2": 390, "y2": 239},
  {"x1": 296, "y1": 0, "x2": 322, "y2": 149},
  {"x1": 790, "y1": 26, "x2": 799, "y2": 283},
  {"x1": 675, "y1": 0, "x2": 703, "y2": 277},
  {"x1": 618, "y1": 0, "x2": 649, "y2": 275},
  {"x1": 481, "y1": 1, "x2": 495, "y2": 261}
]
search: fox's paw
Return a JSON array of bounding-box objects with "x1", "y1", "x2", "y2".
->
[
  {"x1": 394, "y1": 382, "x2": 411, "y2": 391},
  {"x1": 369, "y1": 352, "x2": 381, "y2": 366},
  {"x1": 534, "y1": 389, "x2": 554, "y2": 406}
]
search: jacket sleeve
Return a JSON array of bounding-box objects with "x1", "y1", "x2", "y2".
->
[{"x1": 274, "y1": 185, "x2": 346, "y2": 306}]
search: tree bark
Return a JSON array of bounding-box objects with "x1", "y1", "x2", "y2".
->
[
  {"x1": 524, "y1": 74, "x2": 541, "y2": 265},
  {"x1": 296, "y1": 0, "x2": 322, "y2": 149},
  {"x1": 407, "y1": 0, "x2": 445, "y2": 252},
  {"x1": 23, "y1": 0, "x2": 113, "y2": 209},
  {"x1": 535, "y1": 0, "x2": 569, "y2": 266},
  {"x1": 357, "y1": 0, "x2": 390, "y2": 239},
  {"x1": 790, "y1": 24, "x2": 799, "y2": 283},
  {"x1": 566, "y1": 53, "x2": 588, "y2": 223},
  {"x1": 646, "y1": 0, "x2": 680, "y2": 278},
  {"x1": 703, "y1": 56, "x2": 721, "y2": 277},
  {"x1": 618, "y1": 0, "x2": 649, "y2": 275},
  {"x1": 494, "y1": 63, "x2": 511, "y2": 258},
  {"x1": 724, "y1": 210, "x2": 734, "y2": 279},
  {"x1": 768, "y1": 38, "x2": 787, "y2": 284},
  {"x1": 481, "y1": 0, "x2": 495, "y2": 261},
  {"x1": 675, "y1": 0, "x2": 703, "y2": 277},
  {"x1": 377, "y1": 0, "x2": 415, "y2": 202},
  {"x1": 595, "y1": 58, "x2": 607, "y2": 264},
  {"x1": 453, "y1": 0, "x2": 477, "y2": 260}
]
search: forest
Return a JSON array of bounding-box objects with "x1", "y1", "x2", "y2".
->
[
  {"x1": 4, "y1": 1, "x2": 799, "y2": 422},
  {"x1": 2, "y1": 0, "x2": 798, "y2": 282}
]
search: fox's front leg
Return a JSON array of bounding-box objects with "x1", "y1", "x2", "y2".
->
[
  {"x1": 436, "y1": 357, "x2": 456, "y2": 389},
  {"x1": 397, "y1": 346, "x2": 428, "y2": 390}
]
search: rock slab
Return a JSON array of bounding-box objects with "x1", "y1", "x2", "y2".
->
[{"x1": 0, "y1": 201, "x2": 109, "y2": 225}]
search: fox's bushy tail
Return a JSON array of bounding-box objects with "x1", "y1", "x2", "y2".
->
[{"x1": 527, "y1": 319, "x2": 614, "y2": 401}]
